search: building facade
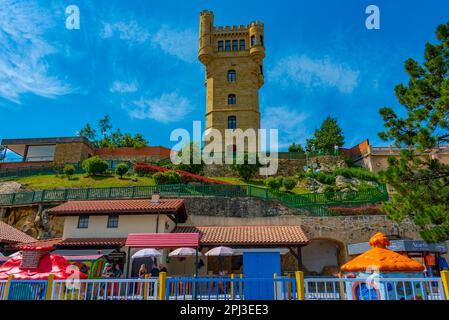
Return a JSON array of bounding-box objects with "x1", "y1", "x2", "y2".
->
[{"x1": 198, "y1": 10, "x2": 265, "y2": 152}]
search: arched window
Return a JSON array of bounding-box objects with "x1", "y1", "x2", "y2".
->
[
  {"x1": 228, "y1": 94, "x2": 236, "y2": 105},
  {"x1": 228, "y1": 116, "x2": 237, "y2": 129},
  {"x1": 251, "y1": 35, "x2": 255, "y2": 47},
  {"x1": 228, "y1": 70, "x2": 236, "y2": 82}
]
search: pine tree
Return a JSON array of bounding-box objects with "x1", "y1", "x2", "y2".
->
[
  {"x1": 306, "y1": 116, "x2": 344, "y2": 152},
  {"x1": 378, "y1": 22, "x2": 449, "y2": 243}
]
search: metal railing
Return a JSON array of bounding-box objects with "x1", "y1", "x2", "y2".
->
[
  {"x1": 51, "y1": 278, "x2": 158, "y2": 300},
  {"x1": 7, "y1": 280, "x2": 48, "y2": 300},
  {"x1": 0, "y1": 280, "x2": 7, "y2": 299},
  {"x1": 166, "y1": 275, "x2": 297, "y2": 300},
  {"x1": 304, "y1": 277, "x2": 446, "y2": 300},
  {"x1": 0, "y1": 183, "x2": 388, "y2": 214}
]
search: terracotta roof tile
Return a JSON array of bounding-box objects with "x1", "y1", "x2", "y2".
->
[
  {"x1": 21, "y1": 238, "x2": 64, "y2": 247},
  {"x1": 174, "y1": 226, "x2": 309, "y2": 246},
  {"x1": 0, "y1": 222, "x2": 36, "y2": 244},
  {"x1": 47, "y1": 199, "x2": 185, "y2": 216},
  {"x1": 58, "y1": 238, "x2": 127, "y2": 247}
]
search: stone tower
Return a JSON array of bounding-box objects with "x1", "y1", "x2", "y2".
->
[{"x1": 199, "y1": 10, "x2": 265, "y2": 152}]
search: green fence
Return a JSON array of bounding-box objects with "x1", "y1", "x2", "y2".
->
[{"x1": 0, "y1": 183, "x2": 388, "y2": 215}]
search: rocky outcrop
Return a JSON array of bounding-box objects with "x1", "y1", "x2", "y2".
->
[{"x1": 0, "y1": 182, "x2": 21, "y2": 194}]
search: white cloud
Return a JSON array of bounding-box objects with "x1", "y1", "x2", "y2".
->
[
  {"x1": 151, "y1": 25, "x2": 197, "y2": 63},
  {"x1": 100, "y1": 21, "x2": 150, "y2": 43},
  {"x1": 126, "y1": 92, "x2": 191, "y2": 123},
  {"x1": 261, "y1": 106, "x2": 309, "y2": 149},
  {"x1": 110, "y1": 80, "x2": 138, "y2": 93},
  {"x1": 269, "y1": 55, "x2": 360, "y2": 94},
  {"x1": 0, "y1": 0, "x2": 72, "y2": 104}
]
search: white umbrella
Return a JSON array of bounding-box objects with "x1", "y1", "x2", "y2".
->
[
  {"x1": 169, "y1": 248, "x2": 202, "y2": 275},
  {"x1": 132, "y1": 248, "x2": 162, "y2": 259},
  {"x1": 205, "y1": 246, "x2": 235, "y2": 256},
  {"x1": 169, "y1": 247, "x2": 201, "y2": 257}
]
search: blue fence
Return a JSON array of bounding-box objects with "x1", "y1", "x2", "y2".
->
[{"x1": 7, "y1": 280, "x2": 47, "y2": 300}]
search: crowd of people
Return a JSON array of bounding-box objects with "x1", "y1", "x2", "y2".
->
[
  {"x1": 99, "y1": 262, "x2": 168, "y2": 279},
  {"x1": 137, "y1": 263, "x2": 167, "y2": 278}
]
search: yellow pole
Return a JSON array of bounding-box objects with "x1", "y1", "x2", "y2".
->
[
  {"x1": 287, "y1": 274, "x2": 292, "y2": 300},
  {"x1": 338, "y1": 273, "x2": 345, "y2": 300},
  {"x1": 230, "y1": 274, "x2": 234, "y2": 300},
  {"x1": 441, "y1": 270, "x2": 449, "y2": 300},
  {"x1": 158, "y1": 271, "x2": 167, "y2": 300},
  {"x1": 45, "y1": 274, "x2": 55, "y2": 300},
  {"x1": 3, "y1": 275, "x2": 14, "y2": 300},
  {"x1": 274, "y1": 273, "x2": 278, "y2": 300},
  {"x1": 143, "y1": 274, "x2": 149, "y2": 300},
  {"x1": 295, "y1": 271, "x2": 305, "y2": 300}
]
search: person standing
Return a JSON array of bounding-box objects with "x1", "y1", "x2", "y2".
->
[{"x1": 150, "y1": 264, "x2": 160, "y2": 277}]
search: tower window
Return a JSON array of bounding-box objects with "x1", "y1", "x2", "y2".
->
[
  {"x1": 239, "y1": 39, "x2": 246, "y2": 50},
  {"x1": 260, "y1": 65, "x2": 263, "y2": 75},
  {"x1": 228, "y1": 94, "x2": 236, "y2": 105},
  {"x1": 218, "y1": 40, "x2": 224, "y2": 52},
  {"x1": 260, "y1": 35, "x2": 264, "y2": 46},
  {"x1": 225, "y1": 40, "x2": 231, "y2": 51},
  {"x1": 77, "y1": 215, "x2": 89, "y2": 229},
  {"x1": 228, "y1": 70, "x2": 236, "y2": 82},
  {"x1": 228, "y1": 116, "x2": 237, "y2": 129},
  {"x1": 232, "y1": 40, "x2": 238, "y2": 51},
  {"x1": 251, "y1": 35, "x2": 255, "y2": 47}
]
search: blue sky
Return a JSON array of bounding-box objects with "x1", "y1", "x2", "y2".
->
[{"x1": 0, "y1": 0, "x2": 448, "y2": 151}]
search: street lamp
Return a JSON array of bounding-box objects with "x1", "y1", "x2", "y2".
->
[{"x1": 303, "y1": 162, "x2": 319, "y2": 193}]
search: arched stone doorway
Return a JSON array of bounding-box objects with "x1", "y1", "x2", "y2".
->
[{"x1": 301, "y1": 238, "x2": 346, "y2": 276}]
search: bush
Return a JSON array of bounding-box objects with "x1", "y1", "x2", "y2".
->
[
  {"x1": 82, "y1": 156, "x2": 109, "y2": 176},
  {"x1": 334, "y1": 167, "x2": 379, "y2": 183},
  {"x1": 310, "y1": 172, "x2": 335, "y2": 185},
  {"x1": 265, "y1": 177, "x2": 283, "y2": 190},
  {"x1": 282, "y1": 177, "x2": 297, "y2": 191},
  {"x1": 63, "y1": 164, "x2": 76, "y2": 179},
  {"x1": 230, "y1": 153, "x2": 261, "y2": 181},
  {"x1": 134, "y1": 164, "x2": 154, "y2": 177},
  {"x1": 153, "y1": 171, "x2": 182, "y2": 185},
  {"x1": 115, "y1": 163, "x2": 129, "y2": 178}
]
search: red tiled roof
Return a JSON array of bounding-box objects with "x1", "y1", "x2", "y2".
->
[
  {"x1": 47, "y1": 199, "x2": 185, "y2": 216},
  {"x1": 0, "y1": 222, "x2": 36, "y2": 244},
  {"x1": 58, "y1": 238, "x2": 127, "y2": 247},
  {"x1": 22, "y1": 238, "x2": 64, "y2": 247},
  {"x1": 174, "y1": 226, "x2": 309, "y2": 246},
  {"x1": 126, "y1": 233, "x2": 200, "y2": 248}
]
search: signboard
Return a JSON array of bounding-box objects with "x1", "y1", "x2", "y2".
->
[{"x1": 348, "y1": 240, "x2": 448, "y2": 255}]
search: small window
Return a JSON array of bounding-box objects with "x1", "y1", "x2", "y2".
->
[
  {"x1": 251, "y1": 35, "x2": 255, "y2": 47},
  {"x1": 107, "y1": 214, "x2": 119, "y2": 228},
  {"x1": 232, "y1": 40, "x2": 238, "y2": 51},
  {"x1": 228, "y1": 94, "x2": 236, "y2": 105},
  {"x1": 239, "y1": 39, "x2": 246, "y2": 50},
  {"x1": 218, "y1": 40, "x2": 224, "y2": 52},
  {"x1": 228, "y1": 116, "x2": 237, "y2": 129},
  {"x1": 228, "y1": 70, "x2": 236, "y2": 82},
  {"x1": 77, "y1": 215, "x2": 89, "y2": 229},
  {"x1": 260, "y1": 35, "x2": 264, "y2": 46},
  {"x1": 260, "y1": 65, "x2": 264, "y2": 75},
  {"x1": 225, "y1": 40, "x2": 231, "y2": 51}
]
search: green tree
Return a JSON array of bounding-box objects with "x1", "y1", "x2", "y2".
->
[
  {"x1": 288, "y1": 143, "x2": 305, "y2": 154},
  {"x1": 378, "y1": 22, "x2": 449, "y2": 243},
  {"x1": 306, "y1": 116, "x2": 345, "y2": 152},
  {"x1": 230, "y1": 153, "x2": 261, "y2": 181},
  {"x1": 63, "y1": 164, "x2": 76, "y2": 180},
  {"x1": 115, "y1": 163, "x2": 129, "y2": 178},
  {"x1": 82, "y1": 156, "x2": 109, "y2": 176},
  {"x1": 175, "y1": 142, "x2": 205, "y2": 175},
  {"x1": 78, "y1": 123, "x2": 97, "y2": 144},
  {"x1": 98, "y1": 115, "x2": 112, "y2": 139},
  {"x1": 265, "y1": 177, "x2": 283, "y2": 190}
]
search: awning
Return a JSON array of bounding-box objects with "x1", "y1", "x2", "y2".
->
[
  {"x1": 125, "y1": 233, "x2": 200, "y2": 248},
  {"x1": 63, "y1": 255, "x2": 104, "y2": 262}
]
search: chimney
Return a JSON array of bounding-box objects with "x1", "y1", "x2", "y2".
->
[
  {"x1": 151, "y1": 191, "x2": 160, "y2": 203},
  {"x1": 19, "y1": 245, "x2": 54, "y2": 270}
]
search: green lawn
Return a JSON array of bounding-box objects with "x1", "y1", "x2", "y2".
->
[
  {"x1": 210, "y1": 177, "x2": 266, "y2": 187},
  {"x1": 1, "y1": 174, "x2": 155, "y2": 190}
]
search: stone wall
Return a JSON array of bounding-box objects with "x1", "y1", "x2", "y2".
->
[
  {"x1": 54, "y1": 142, "x2": 94, "y2": 163},
  {"x1": 202, "y1": 156, "x2": 347, "y2": 178}
]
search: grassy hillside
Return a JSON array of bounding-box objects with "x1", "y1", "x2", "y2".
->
[{"x1": 1, "y1": 174, "x2": 155, "y2": 191}]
